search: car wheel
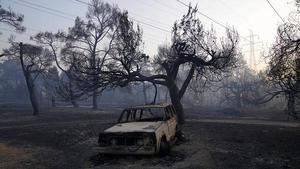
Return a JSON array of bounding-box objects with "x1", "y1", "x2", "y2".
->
[{"x1": 159, "y1": 138, "x2": 170, "y2": 155}]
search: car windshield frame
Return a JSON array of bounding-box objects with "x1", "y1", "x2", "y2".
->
[{"x1": 118, "y1": 107, "x2": 167, "y2": 123}]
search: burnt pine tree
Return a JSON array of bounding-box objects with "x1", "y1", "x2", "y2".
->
[
  {"x1": 32, "y1": 32, "x2": 84, "y2": 107},
  {"x1": 0, "y1": 5, "x2": 25, "y2": 33},
  {"x1": 63, "y1": 0, "x2": 119, "y2": 109},
  {"x1": 55, "y1": 66, "x2": 85, "y2": 108},
  {"x1": 4, "y1": 42, "x2": 52, "y2": 115},
  {"x1": 43, "y1": 66, "x2": 59, "y2": 107},
  {"x1": 102, "y1": 6, "x2": 239, "y2": 125},
  {"x1": 0, "y1": 5, "x2": 25, "y2": 57}
]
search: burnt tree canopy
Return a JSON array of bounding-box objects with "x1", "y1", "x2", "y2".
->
[
  {"x1": 0, "y1": 5, "x2": 25, "y2": 57},
  {"x1": 62, "y1": 0, "x2": 119, "y2": 109},
  {"x1": 4, "y1": 41, "x2": 53, "y2": 115},
  {"x1": 219, "y1": 64, "x2": 267, "y2": 108},
  {"x1": 32, "y1": 0, "x2": 121, "y2": 109},
  {"x1": 267, "y1": 12, "x2": 300, "y2": 119},
  {"x1": 0, "y1": 5, "x2": 25, "y2": 33},
  {"x1": 100, "y1": 6, "x2": 239, "y2": 124},
  {"x1": 32, "y1": 31, "x2": 85, "y2": 107}
]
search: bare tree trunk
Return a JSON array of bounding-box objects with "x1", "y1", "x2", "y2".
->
[
  {"x1": 19, "y1": 43, "x2": 39, "y2": 115},
  {"x1": 51, "y1": 96, "x2": 56, "y2": 107},
  {"x1": 25, "y1": 74, "x2": 39, "y2": 115},
  {"x1": 237, "y1": 94, "x2": 242, "y2": 108},
  {"x1": 91, "y1": 47, "x2": 98, "y2": 109},
  {"x1": 69, "y1": 80, "x2": 79, "y2": 108},
  {"x1": 92, "y1": 90, "x2": 98, "y2": 109},
  {"x1": 151, "y1": 83, "x2": 157, "y2": 105},
  {"x1": 287, "y1": 93, "x2": 297, "y2": 120},
  {"x1": 142, "y1": 82, "x2": 148, "y2": 104},
  {"x1": 71, "y1": 99, "x2": 79, "y2": 107},
  {"x1": 167, "y1": 80, "x2": 185, "y2": 125}
]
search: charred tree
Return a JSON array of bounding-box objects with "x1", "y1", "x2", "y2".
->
[
  {"x1": 267, "y1": 5, "x2": 300, "y2": 119},
  {"x1": 4, "y1": 42, "x2": 52, "y2": 115},
  {"x1": 101, "y1": 7, "x2": 239, "y2": 125},
  {"x1": 20, "y1": 43, "x2": 40, "y2": 115},
  {"x1": 32, "y1": 31, "x2": 86, "y2": 107},
  {"x1": 0, "y1": 5, "x2": 25, "y2": 57},
  {"x1": 62, "y1": 0, "x2": 119, "y2": 109}
]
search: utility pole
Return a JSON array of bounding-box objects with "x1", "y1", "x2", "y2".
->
[
  {"x1": 242, "y1": 30, "x2": 263, "y2": 71},
  {"x1": 249, "y1": 30, "x2": 255, "y2": 70}
]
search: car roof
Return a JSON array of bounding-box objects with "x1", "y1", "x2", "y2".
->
[{"x1": 126, "y1": 103, "x2": 173, "y2": 109}]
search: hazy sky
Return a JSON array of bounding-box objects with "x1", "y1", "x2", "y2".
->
[{"x1": 0, "y1": 0, "x2": 297, "y2": 70}]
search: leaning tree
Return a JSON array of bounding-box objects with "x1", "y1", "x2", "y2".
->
[
  {"x1": 101, "y1": 6, "x2": 239, "y2": 124},
  {"x1": 4, "y1": 41, "x2": 53, "y2": 115}
]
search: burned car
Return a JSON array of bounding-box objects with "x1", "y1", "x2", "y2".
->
[{"x1": 98, "y1": 104, "x2": 178, "y2": 154}]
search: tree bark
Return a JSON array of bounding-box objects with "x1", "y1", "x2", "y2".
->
[
  {"x1": 25, "y1": 74, "x2": 39, "y2": 115},
  {"x1": 19, "y1": 43, "x2": 39, "y2": 115},
  {"x1": 69, "y1": 80, "x2": 79, "y2": 108},
  {"x1": 167, "y1": 79, "x2": 185, "y2": 124},
  {"x1": 91, "y1": 46, "x2": 98, "y2": 109},
  {"x1": 142, "y1": 82, "x2": 148, "y2": 104},
  {"x1": 237, "y1": 93, "x2": 242, "y2": 108},
  {"x1": 287, "y1": 93, "x2": 297, "y2": 120},
  {"x1": 51, "y1": 96, "x2": 56, "y2": 107},
  {"x1": 71, "y1": 99, "x2": 79, "y2": 108},
  {"x1": 151, "y1": 83, "x2": 157, "y2": 105},
  {"x1": 92, "y1": 90, "x2": 98, "y2": 109}
]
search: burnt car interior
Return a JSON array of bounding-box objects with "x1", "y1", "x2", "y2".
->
[{"x1": 118, "y1": 107, "x2": 165, "y2": 122}]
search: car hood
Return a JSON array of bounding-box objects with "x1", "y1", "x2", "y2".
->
[{"x1": 104, "y1": 121, "x2": 163, "y2": 133}]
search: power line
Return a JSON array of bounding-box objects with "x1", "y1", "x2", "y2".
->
[
  {"x1": 130, "y1": 18, "x2": 171, "y2": 33},
  {"x1": 21, "y1": 0, "x2": 172, "y2": 36},
  {"x1": 265, "y1": 0, "x2": 285, "y2": 23},
  {"x1": 152, "y1": 0, "x2": 186, "y2": 15},
  {"x1": 161, "y1": 0, "x2": 250, "y2": 43},
  {"x1": 175, "y1": 0, "x2": 227, "y2": 29},
  {"x1": 19, "y1": 0, "x2": 77, "y2": 18},
  {"x1": 74, "y1": 0, "x2": 89, "y2": 6},
  {"x1": 12, "y1": 0, "x2": 75, "y2": 21},
  {"x1": 214, "y1": 0, "x2": 250, "y2": 28},
  {"x1": 7, "y1": 0, "x2": 170, "y2": 43},
  {"x1": 74, "y1": 0, "x2": 171, "y2": 33},
  {"x1": 3, "y1": 0, "x2": 167, "y2": 46},
  {"x1": 130, "y1": 11, "x2": 170, "y2": 29},
  {"x1": 135, "y1": 0, "x2": 180, "y2": 18}
]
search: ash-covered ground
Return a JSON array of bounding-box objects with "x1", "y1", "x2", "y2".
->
[{"x1": 0, "y1": 106, "x2": 299, "y2": 169}]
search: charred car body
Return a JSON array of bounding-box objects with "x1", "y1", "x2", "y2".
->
[{"x1": 98, "y1": 104, "x2": 178, "y2": 154}]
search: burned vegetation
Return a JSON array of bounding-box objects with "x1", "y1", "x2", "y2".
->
[{"x1": 0, "y1": 0, "x2": 300, "y2": 169}]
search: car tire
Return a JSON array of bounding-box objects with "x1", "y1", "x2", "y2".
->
[{"x1": 159, "y1": 138, "x2": 170, "y2": 155}]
